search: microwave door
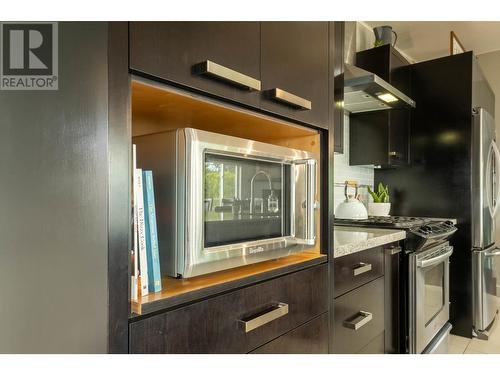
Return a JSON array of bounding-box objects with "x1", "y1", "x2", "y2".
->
[{"x1": 472, "y1": 108, "x2": 496, "y2": 249}]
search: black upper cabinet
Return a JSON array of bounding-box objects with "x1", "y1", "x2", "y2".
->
[
  {"x1": 349, "y1": 45, "x2": 411, "y2": 167},
  {"x1": 129, "y1": 22, "x2": 261, "y2": 108},
  {"x1": 260, "y1": 22, "x2": 330, "y2": 128}
]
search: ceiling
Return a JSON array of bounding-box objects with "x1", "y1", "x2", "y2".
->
[{"x1": 364, "y1": 21, "x2": 500, "y2": 62}]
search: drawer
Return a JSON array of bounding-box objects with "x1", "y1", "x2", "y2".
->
[
  {"x1": 334, "y1": 245, "x2": 384, "y2": 297},
  {"x1": 333, "y1": 277, "x2": 385, "y2": 354},
  {"x1": 129, "y1": 264, "x2": 328, "y2": 353},
  {"x1": 250, "y1": 313, "x2": 329, "y2": 354},
  {"x1": 358, "y1": 332, "x2": 385, "y2": 354}
]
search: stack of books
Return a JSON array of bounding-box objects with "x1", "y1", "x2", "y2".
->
[{"x1": 131, "y1": 144, "x2": 162, "y2": 300}]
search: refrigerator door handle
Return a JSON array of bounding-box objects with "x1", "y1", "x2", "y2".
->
[
  {"x1": 490, "y1": 141, "x2": 500, "y2": 218},
  {"x1": 484, "y1": 247, "x2": 500, "y2": 257}
]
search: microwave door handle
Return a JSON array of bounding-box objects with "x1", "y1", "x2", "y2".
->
[
  {"x1": 295, "y1": 159, "x2": 317, "y2": 244},
  {"x1": 417, "y1": 246, "x2": 454, "y2": 268}
]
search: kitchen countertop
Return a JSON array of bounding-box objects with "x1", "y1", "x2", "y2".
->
[{"x1": 334, "y1": 226, "x2": 406, "y2": 258}]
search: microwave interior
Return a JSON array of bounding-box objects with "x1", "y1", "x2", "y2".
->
[{"x1": 203, "y1": 152, "x2": 292, "y2": 248}]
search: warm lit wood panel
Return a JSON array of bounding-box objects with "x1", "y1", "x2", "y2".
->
[{"x1": 132, "y1": 79, "x2": 318, "y2": 142}]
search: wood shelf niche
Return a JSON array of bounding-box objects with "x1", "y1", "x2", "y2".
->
[{"x1": 131, "y1": 78, "x2": 325, "y2": 316}]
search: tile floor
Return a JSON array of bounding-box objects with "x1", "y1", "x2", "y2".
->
[{"x1": 449, "y1": 315, "x2": 500, "y2": 354}]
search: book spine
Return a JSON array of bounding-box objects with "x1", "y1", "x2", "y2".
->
[
  {"x1": 131, "y1": 145, "x2": 138, "y2": 300},
  {"x1": 144, "y1": 171, "x2": 162, "y2": 293},
  {"x1": 136, "y1": 169, "x2": 149, "y2": 296},
  {"x1": 142, "y1": 170, "x2": 153, "y2": 292}
]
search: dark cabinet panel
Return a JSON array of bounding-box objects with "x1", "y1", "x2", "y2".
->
[
  {"x1": 332, "y1": 22, "x2": 345, "y2": 153},
  {"x1": 260, "y1": 22, "x2": 329, "y2": 128},
  {"x1": 130, "y1": 22, "x2": 261, "y2": 107},
  {"x1": 334, "y1": 245, "x2": 385, "y2": 298},
  {"x1": 349, "y1": 45, "x2": 411, "y2": 167},
  {"x1": 384, "y1": 244, "x2": 402, "y2": 354},
  {"x1": 250, "y1": 313, "x2": 329, "y2": 354},
  {"x1": 350, "y1": 111, "x2": 389, "y2": 166},
  {"x1": 333, "y1": 277, "x2": 385, "y2": 354},
  {"x1": 129, "y1": 264, "x2": 328, "y2": 353}
]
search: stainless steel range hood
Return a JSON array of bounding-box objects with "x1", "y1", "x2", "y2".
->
[{"x1": 344, "y1": 63, "x2": 416, "y2": 113}]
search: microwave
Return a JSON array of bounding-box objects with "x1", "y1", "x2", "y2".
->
[{"x1": 134, "y1": 128, "x2": 319, "y2": 278}]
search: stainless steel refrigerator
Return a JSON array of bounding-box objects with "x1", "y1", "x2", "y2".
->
[{"x1": 472, "y1": 107, "x2": 500, "y2": 336}]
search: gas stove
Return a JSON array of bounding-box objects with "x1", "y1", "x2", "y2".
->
[
  {"x1": 335, "y1": 215, "x2": 457, "y2": 252},
  {"x1": 335, "y1": 216, "x2": 430, "y2": 228}
]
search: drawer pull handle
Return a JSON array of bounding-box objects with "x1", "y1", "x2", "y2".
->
[
  {"x1": 353, "y1": 262, "x2": 372, "y2": 276},
  {"x1": 238, "y1": 302, "x2": 289, "y2": 333},
  {"x1": 267, "y1": 88, "x2": 312, "y2": 110},
  {"x1": 192, "y1": 60, "x2": 261, "y2": 91},
  {"x1": 386, "y1": 246, "x2": 402, "y2": 255},
  {"x1": 343, "y1": 311, "x2": 373, "y2": 330}
]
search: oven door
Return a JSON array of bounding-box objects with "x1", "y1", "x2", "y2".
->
[
  {"x1": 182, "y1": 128, "x2": 318, "y2": 278},
  {"x1": 409, "y1": 243, "x2": 453, "y2": 353}
]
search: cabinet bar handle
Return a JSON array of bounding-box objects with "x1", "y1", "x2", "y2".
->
[
  {"x1": 238, "y1": 302, "x2": 289, "y2": 333},
  {"x1": 353, "y1": 262, "x2": 372, "y2": 276},
  {"x1": 386, "y1": 246, "x2": 402, "y2": 255},
  {"x1": 267, "y1": 88, "x2": 312, "y2": 110},
  {"x1": 343, "y1": 311, "x2": 373, "y2": 330},
  {"x1": 193, "y1": 60, "x2": 261, "y2": 91}
]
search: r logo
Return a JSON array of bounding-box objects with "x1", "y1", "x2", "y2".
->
[{"x1": 1, "y1": 22, "x2": 58, "y2": 90}]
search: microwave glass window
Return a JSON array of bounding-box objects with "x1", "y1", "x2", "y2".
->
[
  {"x1": 423, "y1": 262, "x2": 445, "y2": 326},
  {"x1": 203, "y1": 153, "x2": 291, "y2": 248}
]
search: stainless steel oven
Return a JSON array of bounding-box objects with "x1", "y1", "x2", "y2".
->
[
  {"x1": 409, "y1": 242, "x2": 453, "y2": 353},
  {"x1": 134, "y1": 128, "x2": 319, "y2": 278}
]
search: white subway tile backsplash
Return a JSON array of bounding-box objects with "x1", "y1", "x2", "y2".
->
[{"x1": 334, "y1": 114, "x2": 375, "y2": 213}]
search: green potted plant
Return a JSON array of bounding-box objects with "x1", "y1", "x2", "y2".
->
[{"x1": 367, "y1": 182, "x2": 391, "y2": 216}]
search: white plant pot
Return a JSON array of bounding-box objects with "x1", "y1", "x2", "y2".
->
[{"x1": 368, "y1": 202, "x2": 391, "y2": 217}]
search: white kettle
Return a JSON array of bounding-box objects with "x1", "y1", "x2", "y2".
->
[{"x1": 335, "y1": 181, "x2": 368, "y2": 220}]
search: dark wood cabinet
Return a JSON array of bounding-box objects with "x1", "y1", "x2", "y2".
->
[
  {"x1": 129, "y1": 264, "x2": 328, "y2": 354},
  {"x1": 333, "y1": 276, "x2": 385, "y2": 354},
  {"x1": 250, "y1": 313, "x2": 329, "y2": 354},
  {"x1": 129, "y1": 22, "x2": 261, "y2": 108},
  {"x1": 130, "y1": 22, "x2": 331, "y2": 129},
  {"x1": 331, "y1": 22, "x2": 345, "y2": 153},
  {"x1": 334, "y1": 245, "x2": 385, "y2": 298},
  {"x1": 358, "y1": 332, "x2": 385, "y2": 354},
  {"x1": 260, "y1": 22, "x2": 330, "y2": 129},
  {"x1": 349, "y1": 45, "x2": 411, "y2": 167},
  {"x1": 332, "y1": 242, "x2": 404, "y2": 354}
]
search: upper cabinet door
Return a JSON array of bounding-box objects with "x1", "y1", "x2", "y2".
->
[
  {"x1": 129, "y1": 22, "x2": 261, "y2": 108},
  {"x1": 260, "y1": 22, "x2": 329, "y2": 128}
]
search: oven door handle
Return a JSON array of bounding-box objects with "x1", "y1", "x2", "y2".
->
[{"x1": 417, "y1": 246, "x2": 454, "y2": 268}]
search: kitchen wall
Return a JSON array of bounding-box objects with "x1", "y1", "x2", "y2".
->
[{"x1": 477, "y1": 50, "x2": 500, "y2": 300}]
